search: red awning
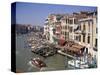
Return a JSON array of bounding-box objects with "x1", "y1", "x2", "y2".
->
[{"x1": 58, "y1": 39, "x2": 66, "y2": 46}]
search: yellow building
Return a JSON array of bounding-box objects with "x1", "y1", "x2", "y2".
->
[
  {"x1": 44, "y1": 11, "x2": 97, "y2": 53},
  {"x1": 76, "y1": 11, "x2": 97, "y2": 50},
  {"x1": 73, "y1": 11, "x2": 97, "y2": 58}
]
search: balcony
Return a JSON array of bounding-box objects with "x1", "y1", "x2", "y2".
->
[
  {"x1": 68, "y1": 24, "x2": 74, "y2": 27},
  {"x1": 74, "y1": 30, "x2": 82, "y2": 34},
  {"x1": 55, "y1": 31, "x2": 61, "y2": 34},
  {"x1": 81, "y1": 30, "x2": 86, "y2": 35},
  {"x1": 74, "y1": 30, "x2": 87, "y2": 35},
  {"x1": 44, "y1": 21, "x2": 49, "y2": 24}
]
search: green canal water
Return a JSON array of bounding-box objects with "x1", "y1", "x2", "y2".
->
[{"x1": 16, "y1": 33, "x2": 71, "y2": 72}]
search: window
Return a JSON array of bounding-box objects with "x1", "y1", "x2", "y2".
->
[
  {"x1": 65, "y1": 32, "x2": 67, "y2": 35},
  {"x1": 69, "y1": 27, "x2": 73, "y2": 32},
  {"x1": 61, "y1": 31, "x2": 62, "y2": 34},
  {"x1": 65, "y1": 26, "x2": 67, "y2": 29},
  {"x1": 63, "y1": 26, "x2": 64, "y2": 29},
  {"x1": 66, "y1": 19, "x2": 68, "y2": 24},
  {"x1": 86, "y1": 48, "x2": 88, "y2": 54},
  {"x1": 74, "y1": 19, "x2": 78, "y2": 24},
  {"x1": 83, "y1": 35, "x2": 85, "y2": 42},
  {"x1": 96, "y1": 28, "x2": 98, "y2": 33},
  {"x1": 79, "y1": 35, "x2": 81, "y2": 41},
  {"x1": 83, "y1": 24, "x2": 86, "y2": 31},
  {"x1": 88, "y1": 22, "x2": 90, "y2": 32},
  {"x1": 61, "y1": 26, "x2": 62, "y2": 29},
  {"x1": 63, "y1": 31, "x2": 64, "y2": 35},
  {"x1": 87, "y1": 36, "x2": 90, "y2": 43},
  {"x1": 79, "y1": 25, "x2": 81, "y2": 30},
  {"x1": 69, "y1": 20, "x2": 73, "y2": 24},
  {"x1": 95, "y1": 39, "x2": 97, "y2": 47},
  {"x1": 75, "y1": 36, "x2": 79, "y2": 41}
]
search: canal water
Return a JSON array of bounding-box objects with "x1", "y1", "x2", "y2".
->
[{"x1": 16, "y1": 33, "x2": 71, "y2": 72}]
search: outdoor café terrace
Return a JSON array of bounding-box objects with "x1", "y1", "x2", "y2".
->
[{"x1": 57, "y1": 39, "x2": 85, "y2": 57}]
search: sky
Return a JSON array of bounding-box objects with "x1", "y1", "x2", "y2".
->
[{"x1": 13, "y1": 2, "x2": 97, "y2": 26}]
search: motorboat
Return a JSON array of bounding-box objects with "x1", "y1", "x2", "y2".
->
[
  {"x1": 30, "y1": 58, "x2": 46, "y2": 68},
  {"x1": 68, "y1": 60, "x2": 88, "y2": 69}
]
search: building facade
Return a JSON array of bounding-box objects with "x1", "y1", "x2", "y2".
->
[
  {"x1": 44, "y1": 11, "x2": 97, "y2": 56},
  {"x1": 74, "y1": 11, "x2": 97, "y2": 57}
]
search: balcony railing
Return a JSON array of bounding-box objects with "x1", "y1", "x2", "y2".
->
[
  {"x1": 81, "y1": 30, "x2": 86, "y2": 35},
  {"x1": 74, "y1": 30, "x2": 82, "y2": 34}
]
